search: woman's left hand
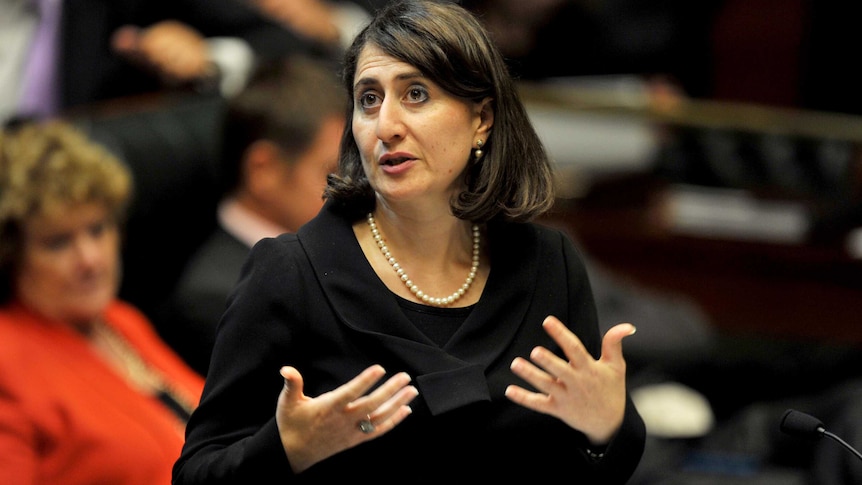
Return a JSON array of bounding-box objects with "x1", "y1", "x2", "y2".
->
[{"x1": 505, "y1": 316, "x2": 636, "y2": 445}]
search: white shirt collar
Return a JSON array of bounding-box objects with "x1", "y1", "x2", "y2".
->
[{"x1": 217, "y1": 197, "x2": 288, "y2": 248}]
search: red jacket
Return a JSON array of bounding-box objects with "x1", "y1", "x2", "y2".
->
[{"x1": 0, "y1": 300, "x2": 204, "y2": 485}]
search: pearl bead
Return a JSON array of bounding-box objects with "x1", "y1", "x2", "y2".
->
[{"x1": 367, "y1": 213, "x2": 480, "y2": 307}]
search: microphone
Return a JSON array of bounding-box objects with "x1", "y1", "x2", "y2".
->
[{"x1": 780, "y1": 409, "x2": 862, "y2": 461}]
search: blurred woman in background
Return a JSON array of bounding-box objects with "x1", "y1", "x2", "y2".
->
[{"x1": 0, "y1": 121, "x2": 203, "y2": 485}]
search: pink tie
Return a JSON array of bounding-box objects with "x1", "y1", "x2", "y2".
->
[{"x1": 19, "y1": 0, "x2": 62, "y2": 119}]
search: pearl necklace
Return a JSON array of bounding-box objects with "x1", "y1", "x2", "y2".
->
[{"x1": 367, "y1": 213, "x2": 480, "y2": 307}]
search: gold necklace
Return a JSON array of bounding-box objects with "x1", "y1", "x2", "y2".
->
[
  {"x1": 367, "y1": 213, "x2": 480, "y2": 307},
  {"x1": 90, "y1": 322, "x2": 195, "y2": 421}
]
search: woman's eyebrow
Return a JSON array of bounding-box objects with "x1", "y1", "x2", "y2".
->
[{"x1": 353, "y1": 71, "x2": 426, "y2": 92}]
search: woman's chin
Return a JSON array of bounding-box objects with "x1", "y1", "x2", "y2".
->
[{"x1": 67, "y1": 293, "x2": 114, "y2": 323}]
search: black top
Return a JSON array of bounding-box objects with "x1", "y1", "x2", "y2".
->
[
  {"x1": 173, "y1": 200, "x2": 646, "y2": 484},
  {"x1": 395, "y1": 294, "x2": 473, "y2": 347}
]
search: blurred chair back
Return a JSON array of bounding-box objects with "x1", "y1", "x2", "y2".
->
[{"x1": 70, "y1": 92, "x2": 227, "y2": 317}]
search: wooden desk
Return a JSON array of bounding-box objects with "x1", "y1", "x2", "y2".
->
[{"x1": 545, "y1": 176, "x2": 862, "y2": 346}]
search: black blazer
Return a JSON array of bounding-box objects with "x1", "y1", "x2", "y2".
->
[
  {"x1": 160, "y1": 226, "x2": 251, "y2": 375},
  {"x1": 174, "y1": 201, "x2": 646, "y2": 484},
  {"x1": 59, "y1": 0, "x2": 324, "y2": 110}
]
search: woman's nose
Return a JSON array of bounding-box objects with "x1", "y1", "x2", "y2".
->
[
  {"x1": 74, "y1": 235, "x2": 104, "y2": 268},
  {"x1": 375, "y1": 98, "x2": 406, "y2": 142}
]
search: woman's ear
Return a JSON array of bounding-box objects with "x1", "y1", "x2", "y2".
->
[{"x1": 476, "y1": 97, "x2": 494, "y2": 137}]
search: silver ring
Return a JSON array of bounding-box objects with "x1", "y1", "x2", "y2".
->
[{"x1": 358, "y1": 415, "x2": 375, "y2": 434}]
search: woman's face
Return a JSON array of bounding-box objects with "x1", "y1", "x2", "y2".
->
[
  {"x1": 15, "y1": 202, "x2": 121, "y2": 326},
  {"x1": 351, "y1": 44, "x2": 492, "y2": 209}
]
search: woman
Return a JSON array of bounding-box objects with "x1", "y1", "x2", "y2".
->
[
  {"x1": 0, "y1": 121, "x2": 204, "y2": 485},
  {"x1": 173, "y1": 1, "x2": 645, "y2": 483}
]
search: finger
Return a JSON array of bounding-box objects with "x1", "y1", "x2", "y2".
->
[
  {"x1": 504, "y1": 382, "x2": 551, "y2": 412},
  {"x1": 374, "y1": 383, "x2": 418, "y2": 417},
  {"x1": 510, "y1": 352, "x2": 559, "y2": 396},
  {"x1": 352, "y1": 374, "x2": 417, "y2": 437},
  {"x1": 542, "y1": 315, "x2": 592, "y2": 367},
  {"x1": 600, "y1": 322, "x2": 637, "y2": 367},
  {"x1": 351, "y1": 371, "x2": 414, "y2": 415},
  {"x1": 360, "y1": 397, "x2": 415, "y2": 437},
  {"x1": 366, "y1": 372, "x2": 413, "y2": 403},
  {"x1": 332, "y1": 364, "x2": 387, "y2": 409},
  {"x1": 366, "y1": 383, "x2": 418, "y2": 427}
]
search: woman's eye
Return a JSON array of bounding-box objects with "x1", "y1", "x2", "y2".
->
[
  {"x1": 89, "y1": 221, "x2": 108, "y2": 238},
  {"x1": 42, "y1": 235, "x2": 71, "y2": 252},
  {"x1": 358, "y1": 92, "x2": 380, "y2": 109},
  {"x1": 406, "y1": 86, "x2": 428, "y2": 103}
]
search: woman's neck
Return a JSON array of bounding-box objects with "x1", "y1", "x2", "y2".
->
[{"x1": 357, "y1": 209, "x2": 488, "y2": 307}]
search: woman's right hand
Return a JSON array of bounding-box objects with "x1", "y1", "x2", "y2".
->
[
  {"x1": 275, "y1": 364, "x2": 418, "y2": 473},
  {"x1": 110, "y1": 21, "x2": 212, "y2": 85}
]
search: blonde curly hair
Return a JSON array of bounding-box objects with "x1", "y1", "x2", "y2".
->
[{"x1": 0, "y1": 121, "x2": 132, "y2": 301}]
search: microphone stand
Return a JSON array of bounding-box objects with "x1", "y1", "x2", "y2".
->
[
  {"x1": 780, "y1": 409, "x2": 862, "y2": 462},
  {"x1": 822, "y1": 429, "x2": 862, "y2": 462}
]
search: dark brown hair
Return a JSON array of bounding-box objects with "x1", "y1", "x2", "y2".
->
[
  {"x1": 324, "y1": 0, "x2": 555, "y2": 223},
  {"x1": 219, "y1": 55, "x2": 347, "y2": 196}
]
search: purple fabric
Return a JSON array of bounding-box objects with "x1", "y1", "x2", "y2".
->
[{"x1": 19, "y1": 0, "x2": 62, "y2": 118}]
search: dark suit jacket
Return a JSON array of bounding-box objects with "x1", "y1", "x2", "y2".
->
[
  {"x1": 160, "y1": 225, "x2": 251, "y2": 375},
  {"x1": 58, "y1": 0, "x2": 326, "y2": 110},
  {"x1": 174, "y1": 201, "x2": 646, "y2": 484}
]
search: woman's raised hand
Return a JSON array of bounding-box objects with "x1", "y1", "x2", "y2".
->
[
  {"x1": 506, "y1": 316, "x2": 636, "y2": 445},
  {"x1": 275, "y1": 364, "x2": 418, "y2": 473}
]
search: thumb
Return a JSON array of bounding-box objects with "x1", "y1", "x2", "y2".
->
[
  {"x1": 279, "y1": 365, "x2": 305, "y2": 400},
  {"x1": 110, "y1": 25, "x2": 142, "y2": 56},
  {"x1": 600, "y1": 322, "x2": 637, "y2": 366}
]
